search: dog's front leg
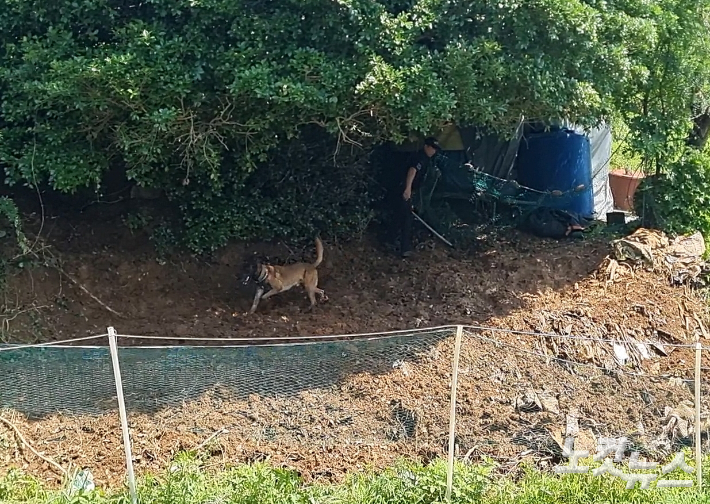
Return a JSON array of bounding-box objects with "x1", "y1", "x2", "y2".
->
[
  {"x1": 260, "y1": 288, "x2": 281, "y2": 300},
  {"x1": 248, "y1": 286, "x2": 265, "y2": 314}
]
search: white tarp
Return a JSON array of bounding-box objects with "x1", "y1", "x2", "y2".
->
[{"x1": 588, "y1": 124, "x2": 615, "y2": 217}]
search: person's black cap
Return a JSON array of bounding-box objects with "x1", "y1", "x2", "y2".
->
[{"x1": 424, "y1": 137, "x2": 441, "y2": 149}]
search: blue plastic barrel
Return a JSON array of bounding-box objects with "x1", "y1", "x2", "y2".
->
[{"x1": 515, "y1": 129, "x2": 594, "y2": 216}]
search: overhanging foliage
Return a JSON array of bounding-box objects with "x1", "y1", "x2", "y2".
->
[{"x1": 0, "y1": 0, "x2": 709, "y2": 252}]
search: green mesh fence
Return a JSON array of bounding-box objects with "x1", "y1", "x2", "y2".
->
[
  {"x1": 0, "y1": 328, "x2": 455, "y2": 419},
  {"x1": 3, "y1": 326, "x2": 706, "y2": 487},
  {"x1": 0, "y1": 345, "x2": 117, "y2": 417}
]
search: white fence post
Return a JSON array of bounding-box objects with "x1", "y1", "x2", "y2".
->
[
  {"x1": 445, "y1": 325, "x2": 464, "y2": 502},
  {"x1": 695, "y1": 342, "x2": 702, "y2": 491},
  {"x1": 108, "y1": 327, "x2": 138, "y2": 504}
]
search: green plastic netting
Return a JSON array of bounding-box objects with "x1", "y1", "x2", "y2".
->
[
  {"x1": 0, "y1": 329, "x2": 454, "y2": 418},
  {"x1": 422, "y1": 157, "x2": 590, "y2": 213},
  {"x1": 411, "y1": 156, "x2": 592, "y2": 241}
]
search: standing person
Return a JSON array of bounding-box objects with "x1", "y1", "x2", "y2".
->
[{"x1": 396, "y1": 137, "x2": 444, "y2": 258}]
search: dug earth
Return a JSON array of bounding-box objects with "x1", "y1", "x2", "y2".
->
[{"x1": 1, "y1": 200, "x2": 709, "y2": 489}]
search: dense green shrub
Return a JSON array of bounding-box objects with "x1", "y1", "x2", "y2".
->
[
  {"x1": 635, "y1": 146, "x2": 710, "y2": 244},
  {"x1": 0, "y1": 0, "x2": 709, "y2": 252}
]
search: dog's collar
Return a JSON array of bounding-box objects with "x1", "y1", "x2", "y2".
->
[
  {"x1": 248, "y1": 265, "x2": 269, "y2": 287},
  {"x1": 256, "y1": 265, "x2": 268, "y2": 283}
]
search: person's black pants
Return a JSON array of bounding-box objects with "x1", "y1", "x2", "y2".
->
[{"x1": 397, "y1": 196, "x2": 414, "y2": 254}]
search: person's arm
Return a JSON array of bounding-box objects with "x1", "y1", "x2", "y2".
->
[
  {"x1": 403, "y1": 166, "x2": 417, "y2": 200},
  {"x1": 403, "y1": 152, "x2": 425, "y2": 200}
]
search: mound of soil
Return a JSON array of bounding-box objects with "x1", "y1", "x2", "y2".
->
[{"x1": 1, "y1": 200, "x2": 709, "y2": 489}]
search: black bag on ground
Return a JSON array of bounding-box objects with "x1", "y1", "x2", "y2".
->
[{"x1": 518, "y1": 206, "x2": 591, "y2": 239}]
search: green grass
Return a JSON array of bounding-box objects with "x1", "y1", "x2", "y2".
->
[{"x1": 1, "y1": 451, "x2": 710, "y2": 504}]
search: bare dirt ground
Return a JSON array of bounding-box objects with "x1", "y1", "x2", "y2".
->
[
  {"x1": 0, "y1": 198, "x2": 621, "y2": 343},
  {"x1": 1, "y1": 196, "x2": 709, "y2": 490}
]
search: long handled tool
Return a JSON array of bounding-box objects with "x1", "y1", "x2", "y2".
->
[{"x1": 412, "y1": 210, "x2": 454, "y2": 248}]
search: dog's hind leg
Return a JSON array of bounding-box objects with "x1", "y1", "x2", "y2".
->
[
  {"x1": 304, "y1": 269, "x2": 324, "y2": 309},
  {"x1": 306, "y1": 287, "x2": 318, "y2": 310}
]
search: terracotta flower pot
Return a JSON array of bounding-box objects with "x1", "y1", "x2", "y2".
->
[{"x1": 609, "y1": 169, "x2": 644, "y2": 212}]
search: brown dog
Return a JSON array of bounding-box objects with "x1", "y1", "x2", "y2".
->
[{"x1": 247, "y1": 237, "x2": 327, "y2": 313}]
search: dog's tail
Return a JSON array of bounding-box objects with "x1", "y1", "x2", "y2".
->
[{"x1": 312, "y1": 236, "x2": 324, "y2": 267}]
